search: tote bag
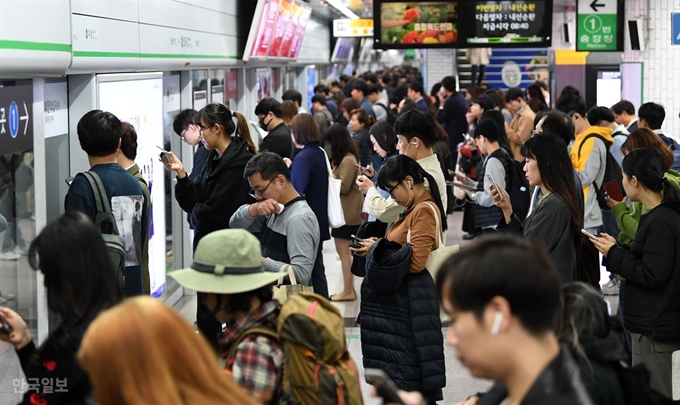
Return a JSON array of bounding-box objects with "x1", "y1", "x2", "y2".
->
[
  {"x1": 407, "y1": 202, "x2": 459, "y2": 282},
  {"x1": 319, "y1": 147, "x2": 346, "y2": 228},
  {"x1": 273, "y1": 264, "x2": 314, "y2": 305}
]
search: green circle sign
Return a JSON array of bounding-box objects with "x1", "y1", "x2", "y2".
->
[{"x1": 583, "y1": 15, "x2": 602, "y2": 33}]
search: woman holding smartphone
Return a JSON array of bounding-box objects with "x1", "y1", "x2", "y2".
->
[
  {"x1": 324, "y1": 124, "x2": 364, "y2": 301},
  {"x1": 591, "y1": 148, "x2": 680, "y2": 398},
  {"x1": 162, "y1": 103, "x2": 257, "y2": 350},
  {"x1": 492, "y1": 133, "x2": 582, "y2": 283},
  {"x1": 351, "y1": 155, "x2": 446, "y2": 404}
]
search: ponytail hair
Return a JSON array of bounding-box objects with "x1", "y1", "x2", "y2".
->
[
  {"x1": 377, "y1": 155, "x2": 447, "y2": 231},
  {"x1": 195, "y1": 103, "x2": 257, "y2": 154},
  {"x1": 233, "y1": 111, "x2": 257, "y2": 154},
  {"x1": 622, "y1": 147, "x2": 680, "y2": 211}
]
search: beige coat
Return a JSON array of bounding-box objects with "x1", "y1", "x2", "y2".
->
[
  {"x1": 333, "y1": 154, "x2": 364, "y2": 227},
  {"x1": 467, "y1": 48, "x2": 492, "y2": 65}
]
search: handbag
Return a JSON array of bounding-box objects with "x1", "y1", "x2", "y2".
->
[
  {"x1": 407, "y1": 202, "x2": 459, "y2": 281},
  {"x1": 319, "y1": 147, "x2": 346, "y2": 228},
  {"x1": 273, "y1": 264, "x2": 314, "y2": 304}
]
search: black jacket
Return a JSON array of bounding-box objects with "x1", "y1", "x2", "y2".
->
[
  {"x1": 360, "y1": 239, "x2": 445, "y2": 402},
  {"x1": 438, "y1": 92, "x2": 469, "y2": 149},
  {"x1": 478, "y1": 347, "x2": 594, "y2": 405},
  {"x1": 607, "y1": 203, "x2": 680, "y2": 342},
  {"x1": 260, "y1": 123, "x2": 293, "y2": 159},
  {"x1": 175, "y1": 140, "x2": 254, "y2": 249},
  {"x1": 352, "y1": 127, "x2": 373, "y2": 167}
]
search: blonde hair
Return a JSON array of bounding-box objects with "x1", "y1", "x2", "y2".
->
[{"x1": 78, "y1": 297, "x2": 256, "y2": 405}]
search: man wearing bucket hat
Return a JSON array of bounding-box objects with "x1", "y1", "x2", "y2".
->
[
  {"x1": 169, "y1": 228, "x2": 284, "y2": 403},
  {"x1": 229, "y1": 152, "x2": 320, "y2": 287}
]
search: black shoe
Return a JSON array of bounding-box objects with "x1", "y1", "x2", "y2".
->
[{"x1": 462, "y1": 233, "x2": 478, "y2": 240}]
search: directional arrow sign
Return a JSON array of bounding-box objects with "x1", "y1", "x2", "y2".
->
[
  {"x1": 20, "y1": 101, "x2": 29, "y2": 135},
  {"x1": 577, "y1": 0, "x2": 621, "y2": 51},
  {"x1": 0, "y1": 80, "x2": 34, "y2": 155}
]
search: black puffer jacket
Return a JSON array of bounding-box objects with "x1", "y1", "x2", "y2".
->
[
  {"x1": 175, "y1": 140, "x2": 254, "y2": 249},
  {"x1": 607, "y1": 203, "x2": 680, "y2": 342},
  {"x1": 360, "y1": 239, "x2": 445, "y2": 402}
]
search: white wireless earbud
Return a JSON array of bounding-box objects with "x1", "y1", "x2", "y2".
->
[
  {"x1": 490, "y1": 311, "x2": 503, "y2": 336},
  {"x1": 408, "y1": 181, "x2": 412, "y2": 189}
]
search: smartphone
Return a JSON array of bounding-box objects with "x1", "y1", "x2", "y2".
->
[
  {"x1": 581, "y1": 229, "x2": 599, "y2": 240},
  {"x1": 603, "y1": 180, "x2": 624, "y2": 202},
  {"x1": 365, "y1": 369, "x2": 405, "y2": 405},
  {"x1": 0, "y1": 313, "x2": 13, "y2": 335},
  {"x1": 64, "y1": 176, "x2": 75, "y2": 187},
  {"x1": 348, "y1": 234, "x2": 363, "y2": 249},
  {"x1": 486, "y1": 174, "x2": 503, "y2": 201},
  {"x1": 463, "y1": 133, "x2": 473, "y2": 142},
  {"x1": 446, "y1": 181, "x2": 476, "y2": 191},
  {"x1": 157, "y1": 146, "x2": 172, "y2": 164}
]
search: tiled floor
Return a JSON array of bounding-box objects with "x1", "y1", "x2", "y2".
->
[{"x1": 2, "y1": 210, "x2": 674, "y2": 403}]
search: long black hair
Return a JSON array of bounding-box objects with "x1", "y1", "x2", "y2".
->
[
  {"x1": 377, "y1": 155, "x2": 447, "y2": 231},
  {"x1": 480, "y1": 110, "x2": 512, "y2": 154},
  {"x1": 622, "y1": 148, "x2": 680, "y2": 212},
  {"x1": 521, "y1": 133, "x2": 583, "y2": 241},
  {"x1": 195, "y1": 103, "x2": 257, "y2": 153},
  {"x1": 324, "y1": 123, "x2": 360, "y2": 168},
  {"x1": 28, "y1": 211, "x2": 124, "y2": 355}
]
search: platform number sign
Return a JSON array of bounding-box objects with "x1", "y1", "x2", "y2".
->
[
  {"x1": 0, "y1": 81, "x2": 33, "y2": 155},
  {"x1": 577, "y1": 0, "x2": 623, "y2": 51}
]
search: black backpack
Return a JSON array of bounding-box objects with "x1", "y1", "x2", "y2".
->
[
  {"x1": 493, "y1": 152, "x2": 531, "y2": 221},
  {"x1": 80, "y1": 172, "x2": 126, "y2": 292},
  {"x1": 577, "y1": 134, "x2": 623, "y2": 210},
  {"x1": 374, "y1": 102, "x2": 397, "y2": 126},
  {"x1": 613, "y1": 361, "x2": 675, "y2": 405}
]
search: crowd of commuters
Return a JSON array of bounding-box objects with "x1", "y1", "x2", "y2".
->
[{"x1": 2, "y1": 63, "x2": 680, "y2": 405}]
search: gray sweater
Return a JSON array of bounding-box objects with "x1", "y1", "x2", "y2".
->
[{"x1": 229, "y1": 197, "x2": 320, "y2": 285}]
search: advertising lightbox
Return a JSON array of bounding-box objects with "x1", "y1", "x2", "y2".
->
[{"x1": 97, "y1": 73, "x2": 166, "y2": 297}]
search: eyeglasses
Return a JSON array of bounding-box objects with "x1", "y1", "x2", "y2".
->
[
  {"x1": 386, "y1": 181, "x2": 402, "y2": 197},
  {"x1": 249, "y1": 177, "x2": 276, "y2": 200}
]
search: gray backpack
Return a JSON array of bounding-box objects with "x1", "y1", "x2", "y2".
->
[{"x1": 81, "y1": 172, "x2": 126, "y2": 292}]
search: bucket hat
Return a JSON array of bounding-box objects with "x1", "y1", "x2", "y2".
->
[{"x1": 169, "y1": 229, "x2": 280, "y2": 294}]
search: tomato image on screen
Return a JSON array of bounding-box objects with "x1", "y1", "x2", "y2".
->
[{"x1": 380, "y1": 2, "x2": 458, "y2": 45}]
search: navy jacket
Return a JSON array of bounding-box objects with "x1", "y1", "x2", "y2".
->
[
  {"x1": 438, "y1": 92, "x2": 469, "y2": 151},
  {"x1": 290, "y1": 144, "x2": 330, "y2": 241}
]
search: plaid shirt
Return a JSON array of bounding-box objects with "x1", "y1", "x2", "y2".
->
[{"x1": 220, "y1": 300, "x2": 283, "y2": 404}]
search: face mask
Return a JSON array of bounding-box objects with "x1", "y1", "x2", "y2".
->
[{"x1": 259, "y1": 116, "x2": 272, "y2": 131}]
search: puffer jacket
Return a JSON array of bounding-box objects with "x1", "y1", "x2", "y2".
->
[{"x1": 360, "y1": 238, "x2": 445, "y2": 402}]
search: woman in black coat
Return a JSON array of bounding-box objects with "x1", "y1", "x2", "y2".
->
[
  {"x1": 0, "y1": 212, "x2": 123, "y2": 405},
  {"x1": 162, "y1": 103, "x2": 257, "y2": 350}
]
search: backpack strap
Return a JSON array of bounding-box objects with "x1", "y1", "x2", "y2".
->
[
  {"x1": 81, "y1": 171, "x2": 120, "y2": 235},
  {"x1": 577, "y1": 133, "x2": 611, "y2": 158},
  {"x1": 225, "y1": 326, "x2": 279, "y2": 370}
]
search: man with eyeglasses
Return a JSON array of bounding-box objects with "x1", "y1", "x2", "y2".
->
[
  {"x1": 172, "y1": 109, "x2": 210, "y2": 182},
  {"x1": 230, "y1": 152, "x2": 320, "y2": 286}
]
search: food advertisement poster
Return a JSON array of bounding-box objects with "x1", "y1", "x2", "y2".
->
[{"x1": 379, "y1": 2, "x2": 458, "y2": 46}]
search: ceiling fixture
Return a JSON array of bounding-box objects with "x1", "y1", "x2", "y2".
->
[{"x1": 324, "y1": 0, "x2": 360, "y2": 20}]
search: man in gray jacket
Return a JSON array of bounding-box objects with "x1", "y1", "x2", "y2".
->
[{"x1": 229, "y1": 152, "x2": 320, "y2": 285}]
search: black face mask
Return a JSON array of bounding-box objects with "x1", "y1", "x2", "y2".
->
[{"x1": 259, "y1": 116, "x2": 272, "y2": 131}]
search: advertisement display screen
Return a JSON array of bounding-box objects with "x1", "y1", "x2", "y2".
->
[
  {"x1": 288, "y1": 4, "x2": 312, "y2": 58},
  {"x1": 466, "y1": 1, "x2": 552, "y2": 46},
  {"x1": 279, "y1": 1, "x2": 302, "y2": 58},
  {"x1": 374, "y1": 0, "x2": 552, "y2": 49},
  {"x1": 268, "y1": 0, "x2": 294, "y2": 58},
  {"x1": 251, "y1": 0, "x2": 281, "y2": 58},
  {"x1": 98, "y1": 75, "x2": 166, "y2": 297},
  {"x1": 377, "y1": 1, "x2": 459, "y2": 47},
  {"x1": 332, "y1": 37, "x2": 356, "y2": 62}
]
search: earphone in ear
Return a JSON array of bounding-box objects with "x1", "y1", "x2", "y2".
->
[
  {"x1": 490, "y1": 311, "x2": 503, "y2": 336},
  {"x1": 408, "y1": 180, "x2": 412, "y2": 189}
]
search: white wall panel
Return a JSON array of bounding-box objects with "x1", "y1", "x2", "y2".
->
[
  {"x1": 70, "y1": 14, "x2": 140, "y2": 73},
  {"x1": 70, "y1": 0, "x2": 139, "y2": 22},
  {"x1": 138, "y1": 0, "x2": 239, "y2": 36},
  {"x1": 173, "y1": 0, "x2": 237, "y2": 16},
  {"x1": 0, "y1": 0, "x2": 71, "y2": 76},
  {"x1": 296, "y1": 16, "x2": 330, "y2": 63}
]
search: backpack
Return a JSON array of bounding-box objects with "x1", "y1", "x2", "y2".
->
[
  {"x1": 577, "y1": 134, "x2": 624, "y2": 210},
  {"x1": 659, "y1": 134, "x2": 680, "y2": 172},
  {"x1": 374, "y1": 102, "x2": 397, "y2": 126},
  {"x1": 226, "y1": 293, "x2": 364, "y2": 405},
  {"x1": 80, "y1": 172, "x2": 126, "y2": 291},
  {"x1": 492, "y1": 152, "x2": 531, "y2": 221},
  {"x1": 613, "y1": 361, "x2": 675, "y2": 405}
]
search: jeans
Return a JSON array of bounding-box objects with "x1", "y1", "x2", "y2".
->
[
  {"x1": 471, "y1": 65, "x2": 486, "y2": 85},
  {"x1": 617, "y1": 280, "x2": 632, "y2": 364}
]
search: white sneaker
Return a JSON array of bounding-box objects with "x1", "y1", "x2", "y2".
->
[
  {"x1": 13, "y1": 248, "x2": 27, "y2": 256},
  {"x1": 0, "y1": 252, "x2": 21, "y2": 260},
  {"x1": 0, "y1": 290, "x2": 15, "y2": 300},
  {"x1": 602, "y1": 279, "x2": 620, "y2": 296}
]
